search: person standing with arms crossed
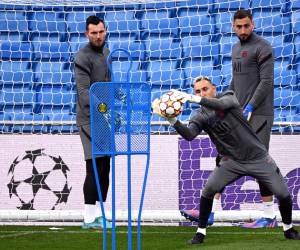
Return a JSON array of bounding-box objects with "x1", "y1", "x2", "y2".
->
[
  {"x1": 181, "y1": 9, "x2": 276, "y2": 228},
  {"x1": 74, "y1": 15, "x2": 112, "y2": 229}
]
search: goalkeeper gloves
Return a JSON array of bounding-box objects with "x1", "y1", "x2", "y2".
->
[
  {"x1": 243, "y1": 104, "x2": 253, "y2": 121},
  {"x1": 151, "y1": 98, "x2": 177, "y2": 125},
  {"x1": 171, "y1": 89, "x2": 202, "y2": 104}
]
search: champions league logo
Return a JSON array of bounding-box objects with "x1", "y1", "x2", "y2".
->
[{"x1": 7, "y1": 149, "x2": 72, "y2": 210}]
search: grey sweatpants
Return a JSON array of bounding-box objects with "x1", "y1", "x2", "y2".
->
[
  {"x1": 249, "y1": 115, "x2": 273, "y2": 151},
  {"x1": 79, "y1": 124, "x2": 111, "y2": 160},
  {"x1": 202, "y1": 154, "x2": 290, "y2": 201},
  {"x1": 79, "y1": 124, "x2": 93, "y2": 160},
  {"x1": 249, "y1": 115, "x2": 274, "y2": 196}
]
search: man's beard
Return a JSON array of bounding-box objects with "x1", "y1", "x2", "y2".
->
[
  {"x1": 90, "y1": 40, "x2": 105, "y2": 51},
  {"x1": 92, "y1": 40, "x2": 103, "y2": 48},
  {"x1": 239, "y1": 35, "x2": 249, "y2": 40},
  {"x1": 239, "y1": 34, "x2": 252, "y2": 42}
]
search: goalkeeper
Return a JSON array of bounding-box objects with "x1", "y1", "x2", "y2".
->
[
  {"x1": 230, "y1": 9, "x2": 276, "y2": 228},
  {"x1": 183, "y1": 9, "x2": 276, "y2": 228},
  {"x1": 74, "y1": 15, "x2": 112, "y2": 229},
  {"x1": 152, "y1": 79, "x2": 300, "y2": 244}
]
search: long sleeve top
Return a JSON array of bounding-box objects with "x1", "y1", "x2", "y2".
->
[
  {"x1": 174, "y1": 91, "x2": 267, "y2": 162},
  {"x1": 74, "y1": 43, "x2": 111, "y2": 126},
  {"x1": 229, "y1": 33, "x2": 274, "y2": 116}
]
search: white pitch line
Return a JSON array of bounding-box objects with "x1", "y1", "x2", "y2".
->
[
  {"x1": 0, "y1": 232, "x2": 38, "y2": 239},
  {"x1": 0, "y1": 230, "x2": 284, "y2": 235}
]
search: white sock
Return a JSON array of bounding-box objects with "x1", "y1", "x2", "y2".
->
[
  {"x1": 263, "y1": 200, "x2": 275, "y2": 219},
  {"x1": 283, "y1": 223, "x2": 293, "y2": 231},
  {"x1": 95, "y1": 201, "x2": 102, "y2": 218},
  {"x1": 84, "y1": 204, "x2": 96, "y2": 223},
  {"x1": 211, "y1": 198, "x2": 219, "y2": 213},
  {"x1": 197, "y1": 227, "x2": 206, "y2": 235}
]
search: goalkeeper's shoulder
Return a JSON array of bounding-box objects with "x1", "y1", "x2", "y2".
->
[
  {"x1": 216, "y1": 90, "x2": 235, "y2": 98},
  {"x1": 76, "y1": 43, "x2": 90, "y2": 54},
  {"x1": 216, "y1": 90, "x2": 241, "y2": 109},
  {"x1": 215, "y1": 90, "x2": 239, "y2": 104},
  {"x1": 74, "y1": 46, "x2": 90, "y2": 64},
  {"x1": 74, "y1": 45, "x2": 95, "y2": 70}
]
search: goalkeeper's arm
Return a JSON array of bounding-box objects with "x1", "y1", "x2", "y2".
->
[
  {"x1": 174, "y1": 89, "x2": 240, "y2": 111},
  {"x1": 173, "y1": 120, "x2": 201, "y2": 141},
  {"x1": 200, "y1": 93, "x2": 240, "y2": 110}
]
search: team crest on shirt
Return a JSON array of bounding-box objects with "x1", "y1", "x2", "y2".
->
[
  {"x1": 241, "y1": 51, "x2": 248, "y2": 57},
  {"x1": 216, "y1": 111, "x2": 225, "y2": 118}
]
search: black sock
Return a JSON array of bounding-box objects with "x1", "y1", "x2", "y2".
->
[
  {"x1": 83, "y1": 158, "x2": 110, "y2": 204},
  {"x1": 198, "y1": 196, "x2": 213, "y2": 228},
  {"x1": 278, "y1": 196, "x2": 292, "y2": 225}
]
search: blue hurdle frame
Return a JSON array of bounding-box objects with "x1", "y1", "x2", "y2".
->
[{"x1": 89, "y1": 49, "x2": 151, "y2": 250}]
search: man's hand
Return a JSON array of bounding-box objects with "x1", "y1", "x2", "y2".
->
[
  {"x1": 243, "y1": 104, "x2": 253, "y2": 121},
  {"x1": 152, "y1": 98, "x2": 164, "y2": 117},
  {"x1": 171, "y1": 89, "x2": 202, "y2": 104}
]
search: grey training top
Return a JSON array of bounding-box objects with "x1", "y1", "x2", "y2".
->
[
  {"x1": 174, "y1": 91, "x2": 267, "y2": 162},
  {"x1": 229, "y1": 33, "x2": 274, "y2": 116},
  {"x1": 74, "y1": 43, "x2": 111, "y2": 126}
]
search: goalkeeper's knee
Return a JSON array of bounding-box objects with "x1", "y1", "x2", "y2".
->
[{"x1": 202, "y1": 185, "x2": 219, "y2": 200}]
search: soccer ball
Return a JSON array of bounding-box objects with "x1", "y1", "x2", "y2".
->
[
  {"x1": 159, "y1": 91, "x2": 185, "y2": 118},
  {"x1": 7, "y1": 149, "x2": 72, "y2": 210}
]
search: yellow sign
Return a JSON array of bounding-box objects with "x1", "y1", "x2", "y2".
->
[{"x1": 98, "y1": 103, "x2": 107, "y2": 113}]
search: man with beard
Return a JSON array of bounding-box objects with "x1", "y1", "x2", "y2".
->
[
  {"x1": 182, "y1": 9, "x2": 276, "y2": 228},
  {"x1": 74, "y1": 15, "x2": 112, "y2": 229},
  {"x1": 152, "y1": 80, "x2": 300, "y2": 245},
  {"x1": 229, "y1": 9, "x2": 276, "y2": 228}
]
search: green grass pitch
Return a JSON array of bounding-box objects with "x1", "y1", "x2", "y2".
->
[{"x1": 1, "y1": 225, "x2": 299, "y2": 250}]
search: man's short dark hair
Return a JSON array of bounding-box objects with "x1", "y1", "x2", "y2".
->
[
  {"x1": 233, "y1": 9, "x2": 253, "y2": 21},
  {"x1": 86, "y1": 15, "x2": 105, "y2": 31},
  {"x1": 192, "y1": 76, "x2": 216, "y2": 87}
]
